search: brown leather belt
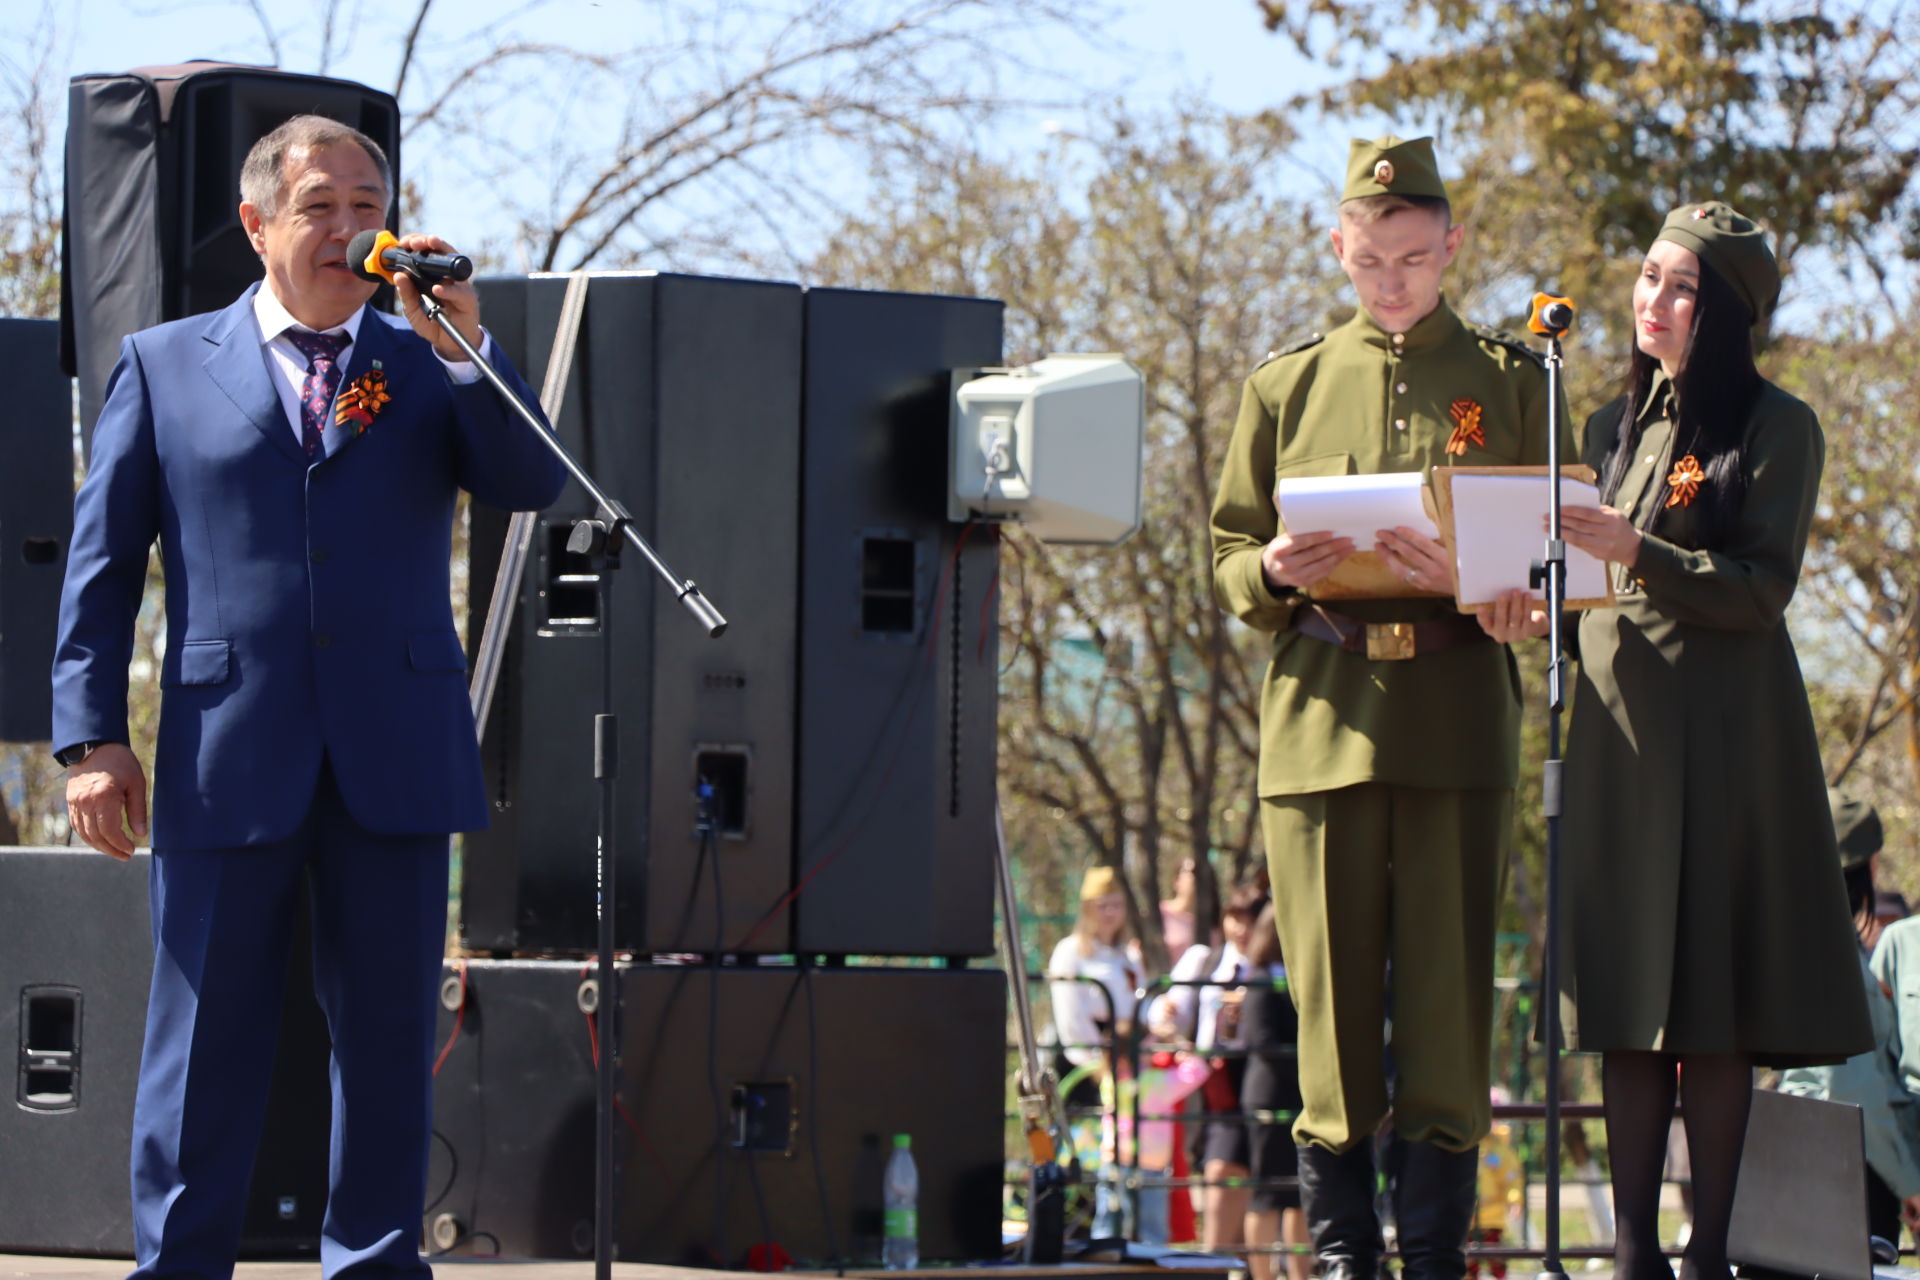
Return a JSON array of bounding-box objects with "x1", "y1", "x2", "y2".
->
[{"x1": 1291, "y1": 603, "x2": 1493, "y2": 661}]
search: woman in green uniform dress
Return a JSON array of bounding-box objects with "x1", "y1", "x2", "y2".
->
[{"x1": 1554, "y1": 203, "x2": 1872, "y2": 1280}]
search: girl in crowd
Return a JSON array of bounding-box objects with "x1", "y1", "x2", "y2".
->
[
  {"x1": 1152, "y1": 883, "x2": 1270, "y2": 1254},
  {"x1": 1543, "y1": 202, "x2": 1871, "y2": 1279},
  {"x1": 1050, "y1": 866, "x2": 1154, "y2": 1239}
]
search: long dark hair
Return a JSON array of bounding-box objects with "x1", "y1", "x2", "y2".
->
[{"x1": 1597, "y1": 259, "x2": 1762, "y2": 548}]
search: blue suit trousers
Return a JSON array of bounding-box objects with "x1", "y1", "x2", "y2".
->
[{"x1": 130, "y1": 760, "x2": 449, "y2": 1280}]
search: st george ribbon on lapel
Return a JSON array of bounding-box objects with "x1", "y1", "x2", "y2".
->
[{"x1": 285, "y1": 329, "x2": 351, "y2": 456}]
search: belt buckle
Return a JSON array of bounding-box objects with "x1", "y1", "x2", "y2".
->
[{"x1": 1365, "y1": 622, "x2": 1415, "y2": 661}]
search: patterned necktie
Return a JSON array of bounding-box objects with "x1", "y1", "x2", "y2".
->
[{"x1": 283, "y1": 329, "x2": 351, "y2": 456}]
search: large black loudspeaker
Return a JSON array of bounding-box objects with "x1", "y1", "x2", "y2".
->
[
  {"x1": 0, "y1": 847, "x2": 333, "y2": 1255},
  {"x1": 0, "y1": 318, "x2": 72, "y2": 743},
  {"x1": 464, "y1": 277, "x2": 1003, "y2": 959},
  {"x1": 61, "y1": 62, "x2": 400, "y2": 436},
  {"x1": 466, "y1": 273, "x2": 806, "y2": 955},
  {"x1": 793, "y1": 289, "x2": 1001, "y2": 957},
  {"x1": 427, "y1": 959, "x2": 1006, "y2": 1264}
]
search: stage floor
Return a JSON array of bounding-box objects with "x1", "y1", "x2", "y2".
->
[{"x1": 0, "y1": 1260, "x2": 1234, "y2": 1280}]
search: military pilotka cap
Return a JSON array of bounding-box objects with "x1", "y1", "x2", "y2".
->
[
  {"x1": 1342, "y1": 136, "x2": 1449, "y2": 203},
  {"x1": 1655, "y1": 201, "x2": 1781, "y2": 330},
  {"x1": 1829, "y1": 788, "x2": 1883, "y2": 869}
]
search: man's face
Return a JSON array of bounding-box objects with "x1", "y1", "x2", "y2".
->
[
  {"x1": 239, "y1": 141, "x2": 388, "y2": 329},
  {"x1": 1330, "y1": 207, "x2": 1464, "y2": 334}
]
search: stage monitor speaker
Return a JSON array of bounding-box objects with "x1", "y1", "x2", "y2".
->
[
  {"x1": 792, "y1": 288, "x2": 1002, "y2": 957},
  {"x1": 0, "y1": 847, "x2": 333, "y2": 1256},
  {"x1": 428, "y1": 959, "x2": 1006, "y2": 1265},
  {"x1": 464, "y1": 272, "x2": 804, "y2": 955},
  {"x1": 0, "y1": 318, "x2": 73, "y2": 743},
  {"x1": 62, "y1": 62, "x2": 401, "y2": 440},
  {"x1": 1727, "y1": 1087, "x2": 1872, "y2": 1280}
]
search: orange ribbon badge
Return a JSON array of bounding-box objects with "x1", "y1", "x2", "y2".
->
[
  {"x1": 334, "y1": 370, "x2": 392, "y2": 435},
  {"x1": 1446, "y1": 398, "x2": 1485, "y2": 456},
  {"x1": 1666, "y1": 453, "x2": 1705, "y2": 508}
]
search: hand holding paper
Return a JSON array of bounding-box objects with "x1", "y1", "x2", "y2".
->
[
  {"x1": 1560, "y1": 504, "x2": 1644, "y2": 567},
  {"x1": 1261, "y1": 530, "x2": 1357, "y2": 592}
]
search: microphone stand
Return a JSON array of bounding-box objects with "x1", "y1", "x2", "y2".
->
[
  {"x1": 415, "y1": 286, "x2": 728, "y2": 1280},
  {"x1": 1528, "y1": 318, "x2": 1571, "y2": 1280}
]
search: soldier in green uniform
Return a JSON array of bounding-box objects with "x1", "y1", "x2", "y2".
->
[
  {"x1": 1208, "y1": 137, "x2": 1562, "y2": 1279},
  {"x1": 1553, "y1": 203, "x2": 1872, "y2": 1280}
]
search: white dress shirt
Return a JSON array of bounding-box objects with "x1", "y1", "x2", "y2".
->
[{"x1": 252, "y1": 284, "x2": 489, "y2": 445}]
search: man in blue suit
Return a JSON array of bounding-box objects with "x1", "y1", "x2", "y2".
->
[{"x1": 52, "y1": 114, "x2": 566, "y2": 1278}]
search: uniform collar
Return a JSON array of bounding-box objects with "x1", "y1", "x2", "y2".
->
[
  {"x1": 1637, "y1": 367, "x2": 1677, "y2": 424},
  {"x1": 1352, "y1": 295, "x2": 1460, "y2": 355}
]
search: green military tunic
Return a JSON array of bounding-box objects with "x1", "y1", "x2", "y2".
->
[
  {"x1": 1560, "y1": 373, "x2": 1871, "y2": 1066},
  {"x1": 1212, "y1": 299, "x2": 1558, "y2": 795},
  {"x1": 1211, "y1": 298, "x2": 1562, "y2": 1151}
]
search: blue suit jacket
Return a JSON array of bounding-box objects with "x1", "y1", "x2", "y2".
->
[{"x1": 52, "y1": 284, "x2": 567, "y2": 851}]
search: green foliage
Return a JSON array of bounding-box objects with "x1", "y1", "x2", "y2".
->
[{"x1": 1260, "y1": 0, "x2": 1920, "y2": 335}]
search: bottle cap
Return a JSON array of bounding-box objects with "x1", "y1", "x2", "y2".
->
[{"x1": 892, "y1": 1133, "x2": 911, "y2": 1149}]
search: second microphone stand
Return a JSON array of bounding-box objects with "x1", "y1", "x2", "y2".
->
[
  {"x1": 418, "y1": 287, "x2": 726, "y2": 1280},
  {"x1": 1528, "y1": 318, "x2": 1572, "y2": 1280}
]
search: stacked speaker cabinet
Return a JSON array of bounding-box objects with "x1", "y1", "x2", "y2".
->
[
  {"x1": 792, "y1": 289, "x2": 1002, "y2": 958},
  {"x1": 62, "y1": 62, "x2": 401, "y2": 439},
  {"x1": 428, "y1": 959, "x2": 1006, "y2": 1264},
  {"x1": 466, "y1": 273, "x2": 805, "y2": 955},
  {"x1": 465, "y1": 278, "x2": 1003, "y2": 961},
  {"x1": 0, "y1": 318, "x2": 73, "y2": 743},
  {"x1": 0, "y1": 848, "x2": 332, "y2": 1255}
]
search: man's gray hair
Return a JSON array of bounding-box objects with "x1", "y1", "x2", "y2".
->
[{"x1": 239, "y1": 114, "x2": 391, "y2": 220}]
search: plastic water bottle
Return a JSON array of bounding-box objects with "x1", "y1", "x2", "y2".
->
[{"x1": 882, "y1": 1132, "x2": 919, "y2": 1269}]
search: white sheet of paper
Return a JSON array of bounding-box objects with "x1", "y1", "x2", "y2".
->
[
  {"x1": 1275, "y1": 472, "x2": 1439, "y2": 543},
  {"x1": 1448, "y1": 473, "x2": 1610, "y2": 605}
]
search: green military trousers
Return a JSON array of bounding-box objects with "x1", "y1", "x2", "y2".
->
[{"x1": 1261, "y1": 782, "x2": 1511, "y2": 1155}]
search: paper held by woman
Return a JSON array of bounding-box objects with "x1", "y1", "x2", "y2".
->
[{"x1": 1431, "y1": 465, "x2": 1616, "y2": 611}]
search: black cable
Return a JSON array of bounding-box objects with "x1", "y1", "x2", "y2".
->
[
  {"x1": 428, "y1": 1229, "x2": 500, "y2": 1258},
  {"x1": 425, "y1": 1128, "x2": 459, "y2": 1214},
  {"x1": 800, "y1": 961, "x2": 845, "y2": 1274}
]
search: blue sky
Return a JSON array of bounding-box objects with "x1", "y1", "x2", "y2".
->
[{"x1": 34, "y1": 0, "x2": 1357, "y2": 265}]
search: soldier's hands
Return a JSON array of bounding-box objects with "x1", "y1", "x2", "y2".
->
[
  {"x1": 1560, "y1": 505, "x2": 1642, "y2": 567},
  {"x1": 1375, "y1": 526, "x2": 1455, "y2": 595},
  {"x1": 65, "y1": 743, "x2": 149, "y2": 860},
  {"x1": 393, "y1": 233, "x2": 482, "y2": 363},
  {"x1": 1261, "y1": 531, "x2": 1354, "y2": 593},
  {"x1": 1475, "y1": 588, "x2": 1551, "y2": 643}
]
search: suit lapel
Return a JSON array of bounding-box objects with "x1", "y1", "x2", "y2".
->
[
  {"x1": 201, "y1": 284, "x2": 306, "y2": 467},
  {"x1": 320, "y1": 312, "x2": 406, "y2": 461}
]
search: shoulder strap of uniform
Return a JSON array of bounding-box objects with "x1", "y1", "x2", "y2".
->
[
  {"x1": 1253, "y1": 332, "x2": 1325, "y2": 371},
  {"x1": 1471, "y1": 323, "x2": 1547, "y2": 369}
]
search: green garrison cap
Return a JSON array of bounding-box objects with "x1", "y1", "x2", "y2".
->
[
  {"x1": 1829, "y1": 788, "x2": 1884, "y2": 870},
  {"x1": 1655, "y1": 201, "x2": 1781, "y2": 331},
  {"x1": 1342, "y1": 136, "x2": 1448, "y2": 203}
]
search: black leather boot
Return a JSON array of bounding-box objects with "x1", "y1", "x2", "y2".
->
[
  {"x1": 1296, "y1": 1140, "x2": 1382, "y2": 1280},
  {"x1": 1391, "y1": 1140, "x2": 1479, "y2": 1280}
]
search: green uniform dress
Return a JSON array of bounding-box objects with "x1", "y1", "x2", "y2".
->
[
  {"x1": 1211, "y1": 298, "x2": 1561, "y2": 1153},
  {"x1": 1560, "y1": 373, "x2": 1871, "y2": 1066}
]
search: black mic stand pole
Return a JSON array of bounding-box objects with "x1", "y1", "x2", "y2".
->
[
  {"x1": 415, "y1": 288, "x2": 728, "y2": 1280},
  {"x1": 1528, "y1": 321, "x2": 1571, "y2": 1280}
]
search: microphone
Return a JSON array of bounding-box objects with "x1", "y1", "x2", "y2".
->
[
  {"x1": 1528, "y1": 291, "x2": 1576, "y2": 336},
  {"x1": 347, "y1": 229, "x2": 473, "y2": 287}
]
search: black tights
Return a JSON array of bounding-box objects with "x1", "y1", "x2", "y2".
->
[{"x1": 1603, "y1": 1050, "x2": 1753, "y2": 1280}]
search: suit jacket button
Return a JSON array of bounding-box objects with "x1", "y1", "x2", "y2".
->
[
  {"x1": 314, "y1": 634, "x2": 332, "y2": 649},
  {"x1": 310, "y1": 549, "x2": 329, "y2": 564}
]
